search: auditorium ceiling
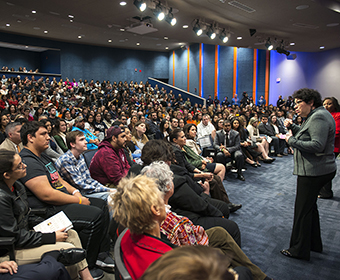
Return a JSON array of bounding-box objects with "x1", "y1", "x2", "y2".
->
[{"x1": 0, "y1": 0, "x2": 339, "y2": 52}]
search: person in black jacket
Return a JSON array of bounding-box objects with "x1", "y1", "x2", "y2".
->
[
  {"x1": 140, "y1": 140, "x2": 242, "y2": 247},
  {"x1": 0, "y1": 151, "x2": 92, "y2": 280}
]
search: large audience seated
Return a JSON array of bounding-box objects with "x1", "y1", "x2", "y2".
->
[{"x1": 0, "y1": 73, "x2": 309, "y2": 280}]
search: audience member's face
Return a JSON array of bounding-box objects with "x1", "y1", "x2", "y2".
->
[
  {"x1": 115, "y1": 132, "x2": 127, "y2": 148},
  {"x1": 74, "y1": 135, "x2": 88, "y2": 152},
  {"x1": 224, "y1": 122, "x2": 231, "y2": 133},
  {"x1": 45, "y1": 121, "x2": 52, "y2": 134},
  {"x1": 262, "y1": 117, "x2": 268, "y2": 124},
  {"x1": 50, "y1": 108, "x2": 56, "y2": 116},
  {"x1": 1, "y1": 115, "x2": 9, "y2": 127},
  {"x1": 188, "y1": 126, "x2": 197, "y2": 139},
  {"x1": 323, "y1": 99, "x2": 334, "y2": 113},
  {"x1": 136, "y1": 123, "x2": 146, "y2": 134},
  {"x1": 174, "y1": 131, "x2": 186, "y2": 147},
  {"x1": 120, "y1": 116, "x2": 127, "y2": 125},
  {"x1": 151, "y1": 113, "x2": 157, "y2": 121},
  {"x1": 125, "y1": 129, "x2": 132, "y2": 142},
  {"x1": 9, "y1": 125, "x2": 22, "y2": 144},
  {"x1": 232, "y1": 120, "x2": 239, "y2": 130},
  {"x1": 202, "y1": 116, "x2": 209, "y2": 126},
  {"x1": 76, "y1": 120, "x2": 85, "y2": 130},
  {"x1": 59, "y1": 121, "x2": 67, "y2": 133},
  {"x1": 32, "y1": 126, "x2": 50, "y2": 151},
  {"x1": 171, "y1": 119, "x2": 178, "y2": 128}
]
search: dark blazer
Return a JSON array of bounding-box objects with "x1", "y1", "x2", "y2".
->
[
  {"x1": 258, "y1": 122, "x2": 276, "y2": 136},
  {"x1": 213, "y1": 129, "x2": 241, "y2": 154}
]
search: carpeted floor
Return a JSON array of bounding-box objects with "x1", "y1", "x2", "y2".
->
[
  {"x1": 225, "y1": 154, "x2": 340, "y2": 280},
  {"x1": 103, "y1": 154, "x2": 340, "y2": 280}
]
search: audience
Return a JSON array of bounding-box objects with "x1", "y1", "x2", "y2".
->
[{"x1": 0, "y1": 73, "x2": 307, "y2": 279}]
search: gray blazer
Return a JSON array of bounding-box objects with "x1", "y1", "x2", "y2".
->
[
  {"x1": 288, "y1": 106, "x2": 337, "y2": 176},
  {"x1": 213, "y1": 129, "x2": 241, "y2": 154}
]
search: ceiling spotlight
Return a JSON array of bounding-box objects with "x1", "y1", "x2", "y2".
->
[
  {"x1": 219, "y1": 29, "x2": 229, "y2": 43},
  {"x1": 78, "y1": 35, "x2": 81, "y2": 39},
  {"x1": 165, "y1": 12, "x2": 177, "y2": 26},
  {"x1": 108, "y1": 39, "x2": 112, "y2": 43},
  {"x1": 193, "y1": 20, "x2": 203, "y2": 36},
  {"x1": 6, "y1": 23, "x2": 10, "y2": 27},
  {"x1": 265, "y1": 38, "x2": 273, "y2": 50},
  {"x1": 120, "y1": 1, "x2": 127, "y2": 6},
  {"x1": 183, "y1": 25, "x2": 189, "y2": 28},
  {"x1": 206, "y1": 25, "x2": 216, "y2": 40},
  {"x1": 32, "y1": 10, "x2": 36, "y2": 14},
  {"x1": 290, "y1": 42, "x2": 295, "y2": 46},
  {"x1": 136, "y1": 42, "x2": 140, "y2": 46},
  {"x1": 276, "y1": 46, "x2": 290, "y2": 56},
  {"x1": 44, "y1": 30, "x2": 48, "y2": 34},
  {"x1": 154, "y1": 5, "x2": 165, "y2": 21},
  {"x1": 133, "y1": 0, "x2": 147, "y2": 12}
]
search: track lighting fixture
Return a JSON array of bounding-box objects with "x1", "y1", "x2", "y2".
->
[
  {"x1": 276, "y1": 46, "x2": 290, "y2": 56},
  {"x1": 219, "y1": 29, "x2": 229, "y2": 43},
  {"x1": 265, "y1": 38, "x2": 273, "y2": 50},
  {"x1": 193, "y1": 20, "x2": 203, "y2": 36},
  {"x1": 206, "y1": 25, "x2": 216, "y2": 40},
  {"x1": 165, "y1": 8, "x2": 176, "y2": 26},
  {"x1": 133, "y1": 0, "x2": 147, "y2": 12}
]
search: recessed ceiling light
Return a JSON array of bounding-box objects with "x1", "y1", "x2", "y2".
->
[
  {"x1": 32, "y1": 10, "x2": 36, "y2": 14},
  {"x1": 237, "y1": 36, "x2": 242, "y2": 40},
  {"x1": 33, "y1": 27, "x2": 40, "y2": 30},
  {"x1": 68, "y1": 15, "x2": 74, "y2": 18},
  {"x1": 290, "y1": 42, "x2": 295, "y2": 46},
  {"x1": 108, "y1": 39, "x2": 112, "y2": 43},
  {"x1": 25, "y1": 46, "x2": 28, "y2": 48},
  {"x1": 136, "y1": 42, "x2": 140, "y2": 46},
  {"x1": 6, "y1": 23, "x2": 10, "y2": 27},
  {"x1": 320, "y1": 46, "x2": 325, "y2": 49},
  {"x1": 70, "y1": 19, "x2": 73, "y2": 22},
  {"x1": 120, "y1": 28, "x2": 125, "y2": 31},
  {"x1": 183, "y1": 25, "x2": 188, "y2": 29},
  {"x1": 78, "y1": 35, "x2": 82, "y2": 39},
  {"x1": 44, "y1": 30, "x2": 48, "y2": 33},
  {"x1": 326, "y1": 23, "x2": 339, "y2": 27},
  {"x1": 120, "y1": 1, "x2": 127, "y2": 6},
  {"x1": 296, "y1": 5, "x2": 309, "y2": 10},
  {"x1": 17, "y1": 20, "x2": 21, "y2": 23},
  {"x1": 164, "y1": 36, "x2": 168, "y2": 40},
  {"x1": 165, "y1": 47, "x2": 169, "y2": 49}
]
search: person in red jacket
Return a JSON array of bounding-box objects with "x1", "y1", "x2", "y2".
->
[
  {"x1": 89, "y1": 126, "x2": 130, "y2": 187},
  {"x1": 319, "y1": 97, "x2": 340, "y2": 199}
]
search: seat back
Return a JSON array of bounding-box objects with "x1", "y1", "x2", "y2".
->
[
  {"x1": 0, "y1": 237, "x2": 15, "y2": 261},
  {"x1": 114, "y1": 228, "x2": 132, "y2": 280},
  {"x1": 83, "y1": 149, "x2": 98, "y2": 168}
]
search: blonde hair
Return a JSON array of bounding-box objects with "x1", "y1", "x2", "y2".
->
[{"x1": 111, "y1": 175, "x2": 163, "y2": 234}]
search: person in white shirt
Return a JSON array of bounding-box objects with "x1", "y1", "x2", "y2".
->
[{"x1": 197, "y1": 114, "x2": 216, "y2": 142}]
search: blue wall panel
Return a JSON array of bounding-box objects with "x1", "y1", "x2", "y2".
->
[
  {"x1": 174, "y1": 48, "x2": 187, "y2": 91},
  {"x1": 0, "y1": 46, "x2": 40, "y2": 72},
  {"x1": 40, "y1": 50, "x2": 61, "y2": 74},
  {"x1": 219, "y1": 46, "x2": 234, "y2": 102},
  {"x1": 189, "y1": 44, "x2": 199, "y2": 95},
  {"x1": 0, "y1": 32, "x2": 169, "y2": 83},
  {"x1": 203, "y1": 44, "x2": 215, "y2": 99},
  {"x1": 257, "y1": 50, "x2": 267, "y2": 102},
  {"x1": 237, "y1": 48, "x2": 253, "y2": 96}
]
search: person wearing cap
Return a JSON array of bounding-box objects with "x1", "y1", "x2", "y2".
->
[
  {"x1": 71, "y1": 115, "x2": 99, "y2": 150},
  {"x1": 55, "y1": 131, "x2": 115, "y2": 201},
  {"x1": 89, "y1": 126, "x2": 130, "y2": 187}
]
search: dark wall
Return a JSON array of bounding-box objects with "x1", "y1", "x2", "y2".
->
[
  {"x1": 0, "y1": 32, "x2": 169, "y2": 82},
  {"x1": 0, "y1": 46, "x2": 40, "y2": 71},
  {"x1": 40, "y1": 50, "x2": 61, "y2": 74}
]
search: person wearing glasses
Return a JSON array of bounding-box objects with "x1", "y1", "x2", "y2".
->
[
  {"x1": 0, "y1": 150, "x2": 92, "y2": 280},
  {"x1": 281, "y1": 88, "x2": 337, "y2": 261}
]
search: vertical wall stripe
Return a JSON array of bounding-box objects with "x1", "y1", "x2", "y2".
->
[
  {"x1": 214, "y1": 45, "x2": 219, "y2": 98},
  {"x1": 233, "y1": 47, "x2": 238, "y2": 97},
  {"x1": 253, "y1": 49, "x2": 257, "y2": 104},
  {"x1": 172, "y1": 50, "x2": 175, "y2": 86},
  {"x1": 200, "y1": 43, "x2": 204, "y2": 98},
  {"x1": 265, "y1": 50, "x2": 270, "y2": 105},
  {"x1": 187, "y1": 46, "x2": 190, "y2": 92}
]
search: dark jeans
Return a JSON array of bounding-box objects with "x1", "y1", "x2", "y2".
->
[
  {"x1": 56, "y1": 198, "x2": 110, "y2": 268},
  {"x1": 270, "y1": 136, "x2": 285, "y2": 155},
  {"x1": 0, "y1": 255, "x2": 71, "y2": 280},
  {"x1": 289, "y1": 171, "x2": 336, "y2": 260}
]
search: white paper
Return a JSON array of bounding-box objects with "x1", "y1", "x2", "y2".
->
[{"x1": 33, "y1": 211, "x2": 73, "y2": 233}]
